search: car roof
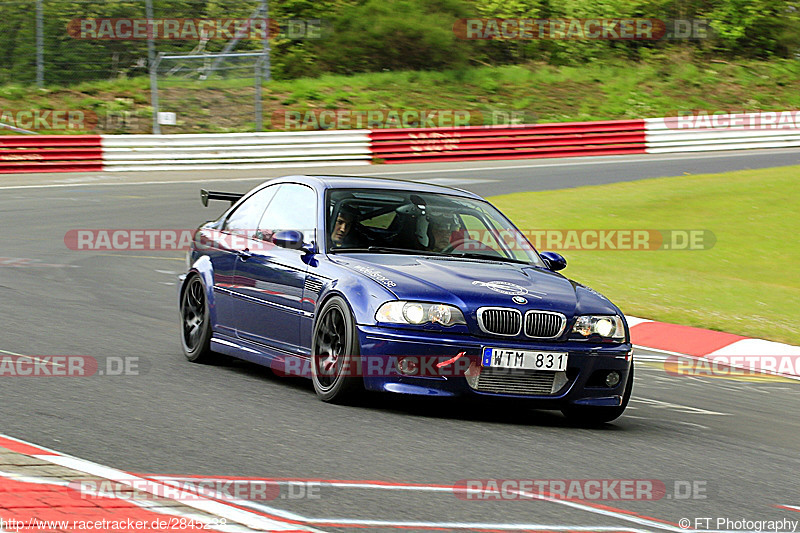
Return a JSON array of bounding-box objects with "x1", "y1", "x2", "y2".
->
[{"x1": 269, "y1": 175, "x2": 483, "y2": 200}]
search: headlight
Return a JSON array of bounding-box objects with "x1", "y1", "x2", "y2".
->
[
  {"x1": 571, "y1": 315, "x2": 626, "y2": 341},
  {"x1": 376, "y1": 301, "x2": 466, "y2": 327}
]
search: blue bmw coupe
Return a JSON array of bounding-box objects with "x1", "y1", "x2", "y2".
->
[{"x1": 180, "y1": 175, "x2": 634, "y2": 423}]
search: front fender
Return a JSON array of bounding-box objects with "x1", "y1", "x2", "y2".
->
[{"x1": 316, "y1": 275, "x2": 396, "y2": 326}]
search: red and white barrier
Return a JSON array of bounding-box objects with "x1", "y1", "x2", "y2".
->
[
  {"x1": 0, "y1": 135, "x2": 102, "y2": 173},
  {"x1": 101, "y1": 130, "x2": 372, "y2": 171},
  {"x1": 645, "y1": 112, "x2": 800, "y2": 153},
  {"x1": 1, "y1": 112, "x2": 798, "y2": 173},
  {"x1": 370, "y1": 120, "x2": 647, "y2": 164}
]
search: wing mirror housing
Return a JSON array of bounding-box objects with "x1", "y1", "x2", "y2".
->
[
  {"x1": 540, "y1": 251, "x2": 567, "y2": 271},
  {"x1": 272, "y1": 230, "x2": 304, "y2": 250}
]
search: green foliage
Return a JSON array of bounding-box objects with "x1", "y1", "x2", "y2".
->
[
  {"x1": 708, "y1": 0, "x2": 800, "y2": 57},
  {"x1": 0, "y1": 0, "x2": 798, "y2": 86},
  {"x1": 313, "y1": 0, "x2": 473, "y2": 73}
]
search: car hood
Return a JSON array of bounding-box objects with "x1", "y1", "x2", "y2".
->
[{"x1": 331, "y1": 254, "x2": 621, "y2": 318}]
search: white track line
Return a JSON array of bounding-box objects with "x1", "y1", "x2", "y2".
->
[
  {"x1": 0, "y1": 349, "x2": 65, "y2": 367},
  {"x1": 149, "y1": 476, "x2": 687, "y2": 532}
]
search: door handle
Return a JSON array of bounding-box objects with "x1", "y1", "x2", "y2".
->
[{"x1": 237, "y1": 248, "x2": 252, "y2": 260}]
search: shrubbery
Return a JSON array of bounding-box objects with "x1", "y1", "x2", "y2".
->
[{"x1": 0, "y1": 0, "x2": 797, "y2": 85}]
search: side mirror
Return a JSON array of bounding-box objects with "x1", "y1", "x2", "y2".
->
[
  {"x1": 540, "y1": 251, "x2": 567, "y2": 271},
  {"x1": 272, "y1": 230, "x2": 304, "y2": 250}
]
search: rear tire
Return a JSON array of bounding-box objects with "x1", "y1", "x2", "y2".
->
[
  {"x1": 561, "y1": 364, "x2": 634, "y2": 425},
  {"x1": 311, "y1": 296, "x2": 362, "y2": 403},
  {"x1": 180, "y1": 274, "x2": 215, "y2": 364}
]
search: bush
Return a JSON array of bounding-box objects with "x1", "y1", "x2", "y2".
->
[{"x1": 314, "y1": 0, "x2": 473, "y2": 74}]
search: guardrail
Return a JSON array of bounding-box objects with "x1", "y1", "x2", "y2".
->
[
  {"x1": 101, "y1": 131, "x2": 372, "y2": 172},
  {"x1": 1, "y1": 112, "x2": 798, "y2": 173},
  {"x1": 645, "y1": 113, "x2": 800, "y2": 153},
  {"x1": 0, "y1": 135, "x2": 102, "y2": 173},
  {"x1": 369, "y1": 120, "x2": 647, "y2": 164}
]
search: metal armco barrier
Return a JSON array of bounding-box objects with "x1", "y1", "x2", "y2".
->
[
  {"x1": 0, "y1": 135, "x2": 102, "y2": 173},
  {"x1": 369, "y1": 120, "x2": 647, "y2": 164},
  {"x1": 645, "y1": 113, "x2": 800, "y2": 153},
  {"x1": 101, "y1": 131, "x2": 372, "y2": 172}
]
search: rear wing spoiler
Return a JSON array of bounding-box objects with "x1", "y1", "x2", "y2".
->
[{"x1": 200, "y1": 189, "x2": 244, "y2": 207}]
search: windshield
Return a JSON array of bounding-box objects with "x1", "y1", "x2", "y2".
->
[{"x1": 326, "y1": 188, "x2": 544, "y2": 266}]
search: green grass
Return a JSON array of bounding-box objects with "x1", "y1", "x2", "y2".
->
[
  {"x1": 488, "y1": 166, "x2": 800, "y2": 345},
  {"x1": 1, "y1": 54, "x2": 799, "y2": 133}
]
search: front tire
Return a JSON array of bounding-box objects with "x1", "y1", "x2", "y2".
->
[
  {"x1": 561, "y1": 364, "x2": 634, "y2": 425},
  {"x1": 311, "y1": 296, "x2": 362, "y2": 403},
  {"x1": 180, "y1": 274, "x2": 215, "y2": 363}
]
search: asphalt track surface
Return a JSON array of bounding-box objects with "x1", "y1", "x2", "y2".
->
[{"x1": 2, "y1": 148, "x2": 799, "y2": 532}]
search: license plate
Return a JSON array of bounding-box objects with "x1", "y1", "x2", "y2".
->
[{"x1": 482, "y1": 348, "x2": 568, "y2": 371}]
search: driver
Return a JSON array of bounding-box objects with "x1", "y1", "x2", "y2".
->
[
  {"x1": 330, "y1": 204, "x2": 359, "y2": 247},
  {"x1": 426, "y1": 213, "x2": 460, "y2": 252}
]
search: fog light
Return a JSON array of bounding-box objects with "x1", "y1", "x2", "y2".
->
[
  {"x1": 605, "y1": 371, "x2": 621, "y2": 387},
  {"x1": 397, "y1": 357, "x2": 419, "y2": 375},
  {"x1": 465, "y1": 361, "x2": 481, "y2": 388}
]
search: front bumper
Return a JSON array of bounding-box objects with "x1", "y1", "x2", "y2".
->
[{"x1": 357, "y1": 325, "x2": 632, "y2": 408}]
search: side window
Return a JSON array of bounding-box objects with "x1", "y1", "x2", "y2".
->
[
  {"x1": 258, "y1": 184, "x2": 317, "y2": 244},
  {"x1": 224, "y1": 185, "x2": 279, "y2": 235}
]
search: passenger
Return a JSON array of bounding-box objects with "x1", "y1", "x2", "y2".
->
[{"x1": 426, "y1": 213, "x2": 460, "y2": 252}]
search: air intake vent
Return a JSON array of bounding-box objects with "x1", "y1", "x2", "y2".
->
[
  {"x1": 304, "y1": 277, "x2": 323, "y2": 295},
  {"x1": 477, "y1": 308, "x2": 522, "y2": 336},
  {"x1": 524, "y1": 311, "x2": 567, "y2": 339},
  {"x1": 471, "y1": 368, "x2": 562, "y2": 395}
]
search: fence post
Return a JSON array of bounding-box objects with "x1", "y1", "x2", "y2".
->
[
  {"x1": 255, "y1": 60, "x2": 263, "y2": 131},
  {"x1": 36, "y1": 0, "x2": 44, "y2": 87},
  {"x1": 150, "y1": 53, "x2": 163, "y2": 134},
  {"x1": 262, "y1": 0, "x2": 271, "y2": 82},
  {"x1": 146, "y1": 0, "x2": 160, "y2": 134}
]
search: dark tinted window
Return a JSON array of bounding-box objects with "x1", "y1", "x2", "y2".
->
[{"x1": 326, "y1": 188, "x2": 543, "y2": 265}]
